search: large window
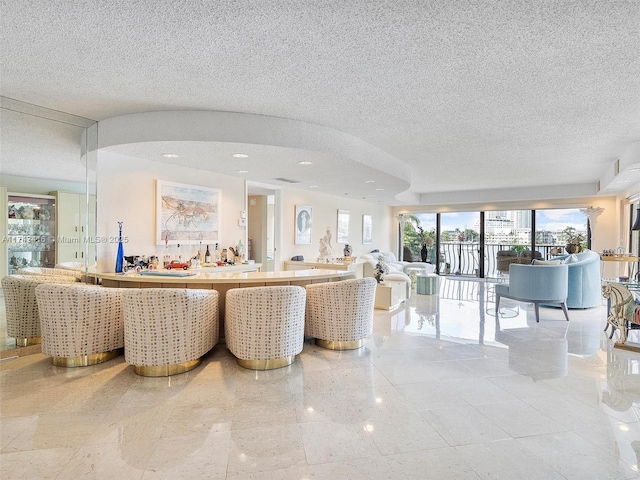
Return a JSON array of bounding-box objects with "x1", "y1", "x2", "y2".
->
[
  {"x1": 535, "y1": 209, "x2": 588, "y2": 259},
  {"x1": 401, "y1": 207, "x2": 589, "y2": 278},
  {"x1": 484, "y1": 210, "x2": 531, "y2": 278},
  {"x1": 439, "y1": 212, "x2": 480, "y2": 275},
  {"x1": 401, "y1": 213, "x2": 437, "y2": 263}
]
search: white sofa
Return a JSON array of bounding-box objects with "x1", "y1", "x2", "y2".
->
[{"x1": 359, "y1": 251, "x2": 412, "y2": 298}]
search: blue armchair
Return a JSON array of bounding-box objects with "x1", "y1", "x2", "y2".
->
[{"x1": 495, "y1": 264, "x2": 570, "y2": 323}]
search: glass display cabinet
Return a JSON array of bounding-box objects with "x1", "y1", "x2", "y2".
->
[{"x1": 7, "y1": 194, "x2": 56, "y2": 274}]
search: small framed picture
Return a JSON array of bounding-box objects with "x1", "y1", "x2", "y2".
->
[
  {"x1": 295, "y1": 205, "x2": 312, "y2": 244},
  {"x1": 337, "y1": 209, "x2": 350, "y2": 244},
  {"x1": 362, "y1": 214, "x2": 372, "y2": 244}
]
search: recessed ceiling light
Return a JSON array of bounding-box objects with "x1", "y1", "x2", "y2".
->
[
  {"x1": 236, "y1": 170, "x2": 249, "y2": 174},
  {"x1": 232, "y1": 153, "x2": 249, "y2": 158},
  {"x1": 161, "y1": 153, "x2": 179, "y2": 158},
  {"x1": 309, "y1": 185, "x2": 318, "y2": 188},
  {"x1": 297, "y1": 161, "x2": 313, "y2": 165},
  {"x1": 364, "y1": 180, "x2": 375, "y2": 183},
  {"x1": 375, "y1": 188, "x2": 384, "y2": 191}
]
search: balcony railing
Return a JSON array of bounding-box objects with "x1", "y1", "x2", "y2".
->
[{"x1": 413, "y1": 242, "x2": 566, "y2": 278}]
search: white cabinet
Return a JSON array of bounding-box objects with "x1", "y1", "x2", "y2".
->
[
  {"x1": 53, "y1": 191, "x2": 96, "y2": 264},
  {"x1": 0, "y1": 186, "x2": 6, "y2": 277},
  {"x1": 6, "y1": 193, "x2": 57, "y2": 275}
]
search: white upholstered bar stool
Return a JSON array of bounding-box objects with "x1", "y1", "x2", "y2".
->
[
  {"x1": 123, "y1": 289, "x2": 219, "y2": 377},
  {"x1": 304, "y1": 277, "x2": 377, "y2": 350},
  {"x1": 1, "y1": 274, "x2": 78, "y2": 346},
  {"x1": 225, "y1": 286, "x2": 306, "y2": 370},
  {"x1": 35, "y1": 283, "x2": 125, "y2": 367}
]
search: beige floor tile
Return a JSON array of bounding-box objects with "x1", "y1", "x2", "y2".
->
[{"x1": 1, "y1": 290, "x2": 637, "y2": 478}]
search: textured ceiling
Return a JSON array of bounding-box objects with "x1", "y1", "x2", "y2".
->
[{"x1": 1, "y1": 0, "x2": 639, "y2": 204}]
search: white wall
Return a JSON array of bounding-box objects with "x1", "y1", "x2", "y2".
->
[
  {"x1": 96, "y1": 155, "x2": 393, "y2": 271},
  {"x1": 279, "y1": 188, "x2": 392, "y2": 262},
  {"x1": 96, "y1": 153, "x2": 246, "y2": 272}
]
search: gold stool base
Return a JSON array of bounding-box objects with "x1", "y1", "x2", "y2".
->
[
  {"x1": 133, "y1": 358, "x2": 201, "y2": 377},
  {"x1": 316, "y1": 339, "x2": 364, "y2": 350},
  {"x1": 16, "y1": 337, "x2": 41, "y2": 347},
  {"x1": 52, "y1": 348, "x2": 123, "y2": 367},
  {"x1": 237, "y1": 355, "x2": 295, "y2": 370}
]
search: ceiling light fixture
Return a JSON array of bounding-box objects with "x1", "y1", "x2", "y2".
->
[
  {"x1": 161, "y1": 153, "x2": 179, "y2": 158},
  {"x1": 232, "y1": 153, "x2": 249, "y2": 158},
  {"x1": 297, "y1": 161, "x2": 313, "y2": 165},
  {"x1": 375, "y1": 188, "x2": 384, "y2": 191},
  {"x1": 309, "y1": 185, "x2": 318, "y2": 188},
  {"x1": 236, "y1": 170, "x2": 249, "y2": 174},
  {"x1": 364, "y1": 180, "x2": 375, "y2": 183}
]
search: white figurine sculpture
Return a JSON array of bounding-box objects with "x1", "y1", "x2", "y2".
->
[{"x1": 319, "y1": 227, "x2": 333, "y2": 257}]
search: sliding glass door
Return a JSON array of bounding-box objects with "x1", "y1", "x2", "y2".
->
[{"x1": 401, "y1": 207, "x2": 589, "y2": 278}]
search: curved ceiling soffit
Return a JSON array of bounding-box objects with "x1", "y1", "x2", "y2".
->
[{"x1": 90, "y1": 110, "x2": 412, "y2": 193}]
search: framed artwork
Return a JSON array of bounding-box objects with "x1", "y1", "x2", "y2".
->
[
  {"x1": 156, "y1": 180, "x2": 220, "y2": 245},
  {"x1": 363, "y1": 214, "x2": 372, "y2": 244},
  {"x1": 295, "y1": 205, "x2": 312, "y2": 244},
  {"x1": 337, "y1": 209, "x2": 350, "y2": 244}
]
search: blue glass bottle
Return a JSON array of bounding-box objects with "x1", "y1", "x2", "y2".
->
[{"x1": 115, "y1": 221, "x2": 124, "y2": 273}]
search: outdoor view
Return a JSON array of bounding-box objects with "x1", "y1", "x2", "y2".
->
[{"x1": 402, "y1": 208, "x2": 589, "y2": 278}]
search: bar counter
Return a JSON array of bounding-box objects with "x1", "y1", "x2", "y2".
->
[
  {"x1": 97, "y1": 269, "x2": 356, "y2": 334},
  {"x1": 97, "y1": 268, "x2": 355, "y2": 288}
]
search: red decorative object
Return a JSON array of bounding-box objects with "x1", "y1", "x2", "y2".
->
[{"x1": 165, "y1": 260, "x2": 190, "y2": 270}]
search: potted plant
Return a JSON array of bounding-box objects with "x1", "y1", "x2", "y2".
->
[{"x1": 562, "y1": 227, "x2": 585, "y2": 254}]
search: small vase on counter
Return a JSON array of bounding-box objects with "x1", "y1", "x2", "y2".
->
[{"x1": 115, "y1": 222, "x2": 124, "y2": 273}]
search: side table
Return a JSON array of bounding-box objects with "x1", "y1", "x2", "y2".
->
[
  {"x1": 375, "y1": 281, "x2": 406, "y2": 310},
  {"x1": 416, "y1": 274, "x2": 439, "y2": 295}
]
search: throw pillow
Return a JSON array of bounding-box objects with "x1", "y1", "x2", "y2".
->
[
  {"x1": 532, "y1": 259, "x2": 561, "y2": 265},
  {"x1": 382, "y1": 253, "x2": 395, "y2": 263}
]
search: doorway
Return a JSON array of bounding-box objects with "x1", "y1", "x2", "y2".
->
[{"x1": 247, "y1": 183, "x2": 280, "y2": 272}]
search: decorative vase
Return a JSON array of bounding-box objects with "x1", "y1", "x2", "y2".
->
[
  {"x1": 420, "y1": 244, "x2": 428, "y2": 262},
  {"x1": 565, "y1": 244, "x2": 581, "y2": 254},
  {"x1": 115, "y1": 221, "x2": 124, "y2": 273},
  {"x1": 343, "y1": 244, "x2": 352, "y2": 257}
]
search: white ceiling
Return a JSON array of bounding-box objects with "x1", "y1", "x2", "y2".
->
[{"x1": 1, "y1": 1, "x2": 639, "y2": 205}]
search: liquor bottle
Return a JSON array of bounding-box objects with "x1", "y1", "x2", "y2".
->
[
  {"x1": 204, "y1": 245, "x2": 211, "y2": 264},
  {"x1": 214, "y1": 243, "x2": 221, "y2": 262},
  {"x1": 163, "y1": 235, "x2": 170, "y2": 267},
  {"x1": 198, "y1": 242, "x2": 204, "y2": 263},
  {"x1": 237, "y1": 239, "x2": 244, "y2": 262}
]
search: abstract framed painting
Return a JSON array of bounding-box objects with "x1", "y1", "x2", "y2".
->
[{"x1": 156, "y1": 180, "x2": 220, "y2": 245}]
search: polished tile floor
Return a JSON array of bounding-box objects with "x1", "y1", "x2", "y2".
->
[{"x1": 1, "y1": 278, "x2": 640, "y2": 479}]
